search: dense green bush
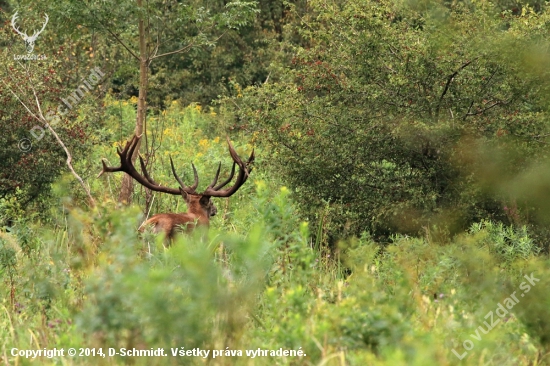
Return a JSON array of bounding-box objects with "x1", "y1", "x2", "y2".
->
[
  {"x1": 233, "y1": 0, "x2": 550, "y2": 243},
  {"x1": 470, "y1": 220, "x2": 540, "y2": 265},
  {"x1": 1, "y1": 128, "x2": 549, "y2": 365},
  {"x1": 2, "y1": 1, "x2": 550, "y2": 365}
]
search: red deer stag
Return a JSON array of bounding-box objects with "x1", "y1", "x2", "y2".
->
[{"x1": 98, "y1": 134, "x2": 254, "y2": 241}]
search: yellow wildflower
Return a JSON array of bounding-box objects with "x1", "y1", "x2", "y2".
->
[
  {"x1": 196, "y1": 152, "x2": 203, "y2": 158},
  {"x1": 199, "y1": 139, "x2": 209, "y2": 148},
  {"x1": 195, "y1": 104, "x2": 202, "y2": 112},
  {"x1": 234, "y1": 83, "x2": 243, "y2": 97},
  {"x1": 213, "y1": 137, "x2": 220, "y2": 144},
  {"x1": 163, "y1": 128, "x2": 173, "y2": 136},
  {"x1": 129, "y1": 96, "x2": 138, "y2": 104}
]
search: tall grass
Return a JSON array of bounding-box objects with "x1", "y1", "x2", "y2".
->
[{"x1": 1, "y1": 98, "x2": 549, "y2": 365}]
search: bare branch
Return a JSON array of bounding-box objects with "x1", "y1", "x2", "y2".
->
[
  {"x1": 151, "y1": 41, "x2": 195, "y2": 60},
  {"x1": 1, "y1": 79, "x2": 40, "y2": 123},
  {"x1": 106, "y1": 28, "x2": 140, "y2": 60},
  {"x1": 436, "y1": 58, "x2": 478, "y2": 117},
  {"x1": 465, "y1": 100, "x2": 508, "y2": 117},
  {"x1": 29, "y1": 84, "x2": 96, "y2": 207},
  {"x1": 1, "y1": 74, "x2": 96, "y2": 207},
  {"x1": 151, "y1": 32, "x2": 225, "y2": 60}
]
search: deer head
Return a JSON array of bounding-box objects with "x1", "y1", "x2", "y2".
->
[
  {"x1": 98, "y1": 134, "x2": 255, "y2": 240},
  {"x1": 11, "y1": 12, "x2": 49, "y2": 53}
]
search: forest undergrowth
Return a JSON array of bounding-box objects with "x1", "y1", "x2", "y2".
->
[{"x1": 1, "y1": 101, "x2": 549, "y2": 366}]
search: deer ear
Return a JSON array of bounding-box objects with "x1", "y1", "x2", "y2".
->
[
  {"x1": 179, "y1": 188, "x2": 189, "y2": 201},
  {"x1": 199, "y1": 195, "x2": 211, "y2": 206}
]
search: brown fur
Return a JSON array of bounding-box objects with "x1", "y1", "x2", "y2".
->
[{"x1": 139, "y1": 193, "x2": 217, "y2": 241}]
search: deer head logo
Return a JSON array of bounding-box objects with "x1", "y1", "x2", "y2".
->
[{"x1": 11, "y1": 11, "x2": 49, "y2": 54}]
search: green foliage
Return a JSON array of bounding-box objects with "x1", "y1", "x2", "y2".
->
[
  {"x1": 233, "y1": 0, "x2": 550, "y2": 243},
  {"x1": 0, "y1": 5, "x2": 106, "y2": 212},
  {"x1": 2, "y1": 1, "x2": 550, "y2": 365},
  {"x1": 0, "y1": 236, "x2": 17, "y2": 277},
  {"x1": 28, "y1": 0, "x2": 266, "y2": 107},
  {"x1": 89, "y1": 97, "x2": 256, "y2": 219},
  {"x1": 1, "y1": 130, "x2": 550, "y2": 365},
  {"x1": 0, "y1": 54, "x2": 71, "y2": 204},
  {"x1": 470, "y1": 220, "x2": 540, "y2": 265}
]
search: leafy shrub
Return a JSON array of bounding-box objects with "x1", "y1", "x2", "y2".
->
[
  {"x1": 0, "y1": 40, "x2": 100, "y2": 208},
  {"x1": 470, "y1": 220, "x2": 540, "y2": 264},
  {"x1": 1, "y1": 74, "x2": 549, "y2": 366},
  {"x1": 233, "y1": 0, "x2": 550, "y2": 243}
]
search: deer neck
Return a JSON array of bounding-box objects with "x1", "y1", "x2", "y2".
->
[{"x1": 185, "y1": 206, "x2": 210, "y2": 225}]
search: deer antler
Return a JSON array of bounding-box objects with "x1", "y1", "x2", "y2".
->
[
  {"x1": 202, "y1": 137, "x2": 255, "y2": 197},
  {"x1": 99, "y1": 134, "x2": 254, "y2": 197},
  {"x1": 98, "y1": 135, "x2": 183, "y2": 195}
]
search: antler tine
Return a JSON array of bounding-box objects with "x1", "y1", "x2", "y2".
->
[
  {"x1": 97, "y1": 136, "x2": 138, "y2": 178},
  {"x1": 138, "y1": 155, "x2": 160, "y2": 186},
  {"x1": 97, "y1": 137, "x2": 136, "y2": 178},
  {"x1": 114, "y1": 134, "x2": 134, "y2": 160},
  {"x1": 213, "y1": 162, "x2": 236, "y2": 191},
  {"x1": 189, "y1": 163, "x2": 199, "y2": 191},
  {"x1": 11, "y1": 12, "x2": 27, "y2": 37},
  {"x1": 98, "y1": 134, "x2": 181, "y2": 195},
  {"x1": 169, "y1": 156, "x2": 186, "y2": 189},
  {"x1": 42, "y1": 14, "x2": 49, "y2": 28},
  {"x1": 126, "y1": 135, "x2": 140, "y2": 161},
  {"x1": 202, "y1": 137, "x2": 254, "y2": 197},
  {"x1": 246, "y1": 149, "x2": 255, "y2": 173},
  {"x1": 228, "y1": 139, "x2": 255, "y2": 175},
  {"x1": 97, "y1": 158, "x2": 119, "y2": 178},
  {"x1": 170, "y1": 157, "x2": 199, "y2": 194},
  {"x1": 207, "y1": 163, "x2": 222, "y2": 189}
]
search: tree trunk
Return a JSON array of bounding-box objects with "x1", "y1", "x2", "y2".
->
[{"x1": 118, "y1": 0, "x2": 148, "y2": 204}]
